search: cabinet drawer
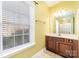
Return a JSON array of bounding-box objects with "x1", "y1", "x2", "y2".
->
[
  {"x1": 52, "y1": 37, "x2": 58, "y2": 40},
  {"x1": 56, "y1": 38, "x2": 64, "y2": 42},
  {"x1": 63, "y1": 39, "x2": 73, "y2": 45}
]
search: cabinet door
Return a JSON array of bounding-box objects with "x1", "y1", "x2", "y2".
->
[
  {"x1": 55, "y1": 38, "x2": 64, "y2": 52},
  {"x1": 51, "y1": 37, "x2": 56, "y2": 51},
  {"x1": 72, "y1": 40, "x2": 78, "y2": 57},
  {"x1": 46, "y1": 36, "x2": 55, "y2": 51},
  {"x1": 46, "y1": 36, "x2": 52, "y2": 50},
  {"x1": 58, "y1": 43, "x2": 73, "y2": 57}
]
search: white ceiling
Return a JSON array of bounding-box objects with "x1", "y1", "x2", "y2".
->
[{"x1": 45, "y1": 1, "x2": 61, "y2": 7}]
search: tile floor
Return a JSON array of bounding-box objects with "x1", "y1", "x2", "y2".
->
[{"x1": 32, "y1": 48, "x2": 63, "y2": 58}]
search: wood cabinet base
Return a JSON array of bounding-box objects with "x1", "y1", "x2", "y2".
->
[{"x1": 46, "y1": 36, "x2": 79, "y2": 58}]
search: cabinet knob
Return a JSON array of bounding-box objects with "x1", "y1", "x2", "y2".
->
[{"x1": 68, "y1": 40, "x2": 73, "y2": 43}]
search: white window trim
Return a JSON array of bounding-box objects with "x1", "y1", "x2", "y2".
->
[
  {"x1": 0, "y1": 2, "x2": 35, "y2": 58},
  {"x1": 0, "y1": 42, "x2": 35, "y2": 58}
]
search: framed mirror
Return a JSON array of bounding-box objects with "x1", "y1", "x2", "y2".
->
[{"x1": 55, "y1": 10, "x2": 74, "y2": 34}]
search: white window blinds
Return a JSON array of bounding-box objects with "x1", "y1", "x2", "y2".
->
[{"x1": 2, "y1": 1, "x2": 30, "y2": 50}]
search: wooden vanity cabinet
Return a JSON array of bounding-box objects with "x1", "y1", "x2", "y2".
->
[
  {"x1": 46, "y1": 36, "x2": 79, "y2": 58},
  {"x1": 46, "y1": 36, "x2": 56, "y2": 52}
]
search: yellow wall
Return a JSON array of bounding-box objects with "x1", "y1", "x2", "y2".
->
[
  {"x1": 10, "y1": 2, "x2": 49, "y2": 58},
  {"x1": 49, "y1": 1, "x2": 79, "y2": 34},
  {"x1": 9, "y1": 1, "x2": 79, "y2": 58}
]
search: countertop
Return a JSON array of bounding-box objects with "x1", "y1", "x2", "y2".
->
[{"x1": 46, "y1": 33, "x2": 79, "y2": 40}]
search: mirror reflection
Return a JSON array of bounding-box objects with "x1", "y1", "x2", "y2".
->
[{"x1": 54, "y1": 9, "x2": 74, "y2": 34}]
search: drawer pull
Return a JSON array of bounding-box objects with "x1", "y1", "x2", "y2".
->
[{"x1": 68, "y1": 40, "x2": 73, "y2": 43}]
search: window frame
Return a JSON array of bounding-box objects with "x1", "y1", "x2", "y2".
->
[{"x1": 0, "y1": 1, "x2": 35, "y2": 57}]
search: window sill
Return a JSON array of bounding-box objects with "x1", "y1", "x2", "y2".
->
[{"x1": 0, "y1": 42, "x2": 35, "y2": 58}]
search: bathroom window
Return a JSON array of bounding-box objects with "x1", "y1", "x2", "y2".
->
[{"x1": 0, "y1": 1, "x2": 35, "y2": 57}]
